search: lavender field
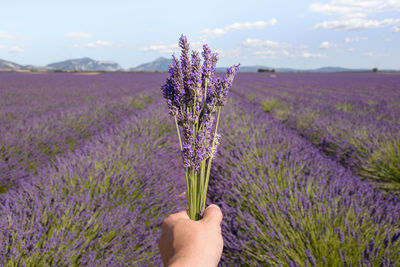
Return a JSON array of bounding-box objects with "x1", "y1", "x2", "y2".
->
[{"x1": 1, "y1": 72, "x2": 400, "y2": 266}]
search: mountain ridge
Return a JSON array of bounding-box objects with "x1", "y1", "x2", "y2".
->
[
  {"x1": 0, "y1": 58, "x2": 23, "y2": 70},
  {"x1": 128, "y1": 57, "x2": 388, "y2": 73},
  {"x1": 130, "y1": 57, "x2": 170, "y2": 72},
  {"x1": 47, "y1": 57, "x2": 122, "y2": 71},
  {"x1": 0, "y1": 57, "x2": 397, "y2": 73}
]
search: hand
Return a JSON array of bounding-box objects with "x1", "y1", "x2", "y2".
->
[{"x1": 158, "y1": 204, "x2": 223, "y2": 267}]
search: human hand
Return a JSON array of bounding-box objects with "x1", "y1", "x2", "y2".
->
[{"x1": 158, "y1": 204, "x2": 223, "y2": 267}]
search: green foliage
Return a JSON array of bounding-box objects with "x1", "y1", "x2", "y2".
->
[
  {"x1": 139, "y1": 93, "x2": 153, "y2": 104},
  {"x1": 214, "y1": 107, "x2": 400, "y2": 265},
  {"x1": 3, "y1": 111, "x2": 180, "y2": 265},
  {"x1": 129, "y1": 98, "x2": 144, "y2": 110},
  {"x1": 84, "y1": 96, "x2": 95, "y2": 103},
  {"x1": 260, "y1": 97, "x2": 290, "y2": 120},
  {"x1": 260, "y1": 97, "x2": 283, "y2": 113},
  {"x1": 3, "y1": 113, "x2": 15, "y2": 121},
  {"x1": 0, "y1": 185, "x2": 7, "y2": 194},
  {"x1": 335, "y1": 103, "x2": 352, "y2": 112},
  {"x1": 357, "y1": 135, "x2": 400, "y2": 189},
  {"x1": 246, "y1": 93, "x2": 259, "y2": 104}
]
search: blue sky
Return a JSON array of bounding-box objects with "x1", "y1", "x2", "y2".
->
[{"x1": 1, "y1": 0, "x2": 399, "y2": 69}]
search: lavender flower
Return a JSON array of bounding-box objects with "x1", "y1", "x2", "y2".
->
[{"x1": 161, "y1": 35, "x2": 239, "y2": 220}]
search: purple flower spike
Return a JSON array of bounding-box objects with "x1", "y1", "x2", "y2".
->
[{"x1": 161, "y1": 34, "x2": 239, "y2": 220}]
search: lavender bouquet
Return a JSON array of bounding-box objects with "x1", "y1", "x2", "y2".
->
[{"x1": 161, "y1": 35, "x2": 239, "y2": 220}]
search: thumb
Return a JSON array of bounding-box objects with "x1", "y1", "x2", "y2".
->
[{"x1": 202, "y1": 204, "x2": 223, "y2": 226}]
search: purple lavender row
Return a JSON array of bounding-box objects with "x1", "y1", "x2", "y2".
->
[
  {"x1": 0, "y1": 104, "x2": 186, "y2": 265},
  {"x1": 232, "y1": 73, "x2": 400, "y2": 190},
  {"x1": 0, "y1": 73, "x2": 164, "y2": 191},
  {"x1": 1, "y1": 72, "x2": 399, "y2": 265},
  {"x1": 0, "y1": 72, "x2": 167, "y2": 126},
  {"x1": 207, "y1": 98, "x2": 400, "y2": 265}
]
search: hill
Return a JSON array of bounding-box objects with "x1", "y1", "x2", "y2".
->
[
  {"x1": 0, "y1": 59, "x2": 23, "y2": 70},
  {"x1": 130, "y1": 58, "x2": 374, "y2": 73},
  {"x1": 130, "y1": 57, "x2": 171, "y2": 72},
  {"x1": 47, "y1": 57, "x2": 122, "y2": 71}
]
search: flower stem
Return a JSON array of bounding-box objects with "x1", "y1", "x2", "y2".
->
[
  {"x1": 174, "y1": 116, "x2": 183, "y2": 152},
  {"x1": 202, "y1": 106, "x2": 222, "y2": 209}
]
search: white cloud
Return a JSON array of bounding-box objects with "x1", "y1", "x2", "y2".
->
[
  {"x1": 366, "y1": 52, "x2": 374, "y2": 56},
  {"x1": 0, "y1": 31, "x2": 25, "y2": 40},
  {"x1": 282, "y1": 49, "x2": 290, "y2": 57},
  {"x1": 344, "y1": 36, "x2": 368, "y2": 42},
  {"x1": 0, "y1": 31, "x2": 16, "y2": 40},
  {"x1": 8, "y1": 46, "x2": 24, "y2": 53},
  {"x1": 348, "y1": 47, "x2": 356, "y2": 52},
  {"x1": 214, "y1": 47, "x2": 242, "y2": 58},
  {"x1": 71, "y1": 40, "x2": 113, "y2": 48},
  {"x1": 310, "y1": 1, "x2": 400, "y2": 31},
  {"x1": 310, "y1": 0, "x2": 400, "y2": 18},
  {"x1": 393, "y1": 25, "x2": 400, "y2": 32},
  {"x1": 64, "y1": 32, "x2": 93, "y2": 40},
  {"x1": 254, "y1": 49, "x2": 280, "y2": 58},
  {"x1": 140, "y1": 43, "x2": 179, "y2": 54},
  {"x1": 252, "y1": 47, "x2": 325, "y2": 59},
  {"x1": 254, "y1": 49, "x2": 325, "y2": 59},
  {"x1": 0, "y1": 45, "x2": 5, "y2": 49},
  {"x1": 140, "y1": 40, "x2": 206, "y2": 54},
  {"x1": 200, "y1": 19, "x2": 277, "y2": 39},
  {"x1": 244, "y1": 38, "x2": 322, "y2": 59},
  {"x1": 300, "y1": 52, "x2": 325, "y2": 58},
  {"x1": 243, "y1": 38, "x2": 281, "y2": 48},
  {"x1": 319, "y1": 41, "x2": 336, "y2": 49},
  {"x1": 313, "y1": 18, "x2": 400, "y2": 31},
  {"x1": 94, "y1": 40, "x2": 112, "y2": 47},
  {"x1": 225, "y1": 20, "x2": 277, "y2": 31}
]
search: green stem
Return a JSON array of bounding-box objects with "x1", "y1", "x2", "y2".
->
[
  {"x1": 174, "y1": 116, "x2": 183, "y2": 152},
  {"x1": 175, "y1": 115, "x2": 191, "y2": 214},
  {"x1": 199, "y1": 160, "x2": 207, "y2": 216},
  {"x1": 202, "y1": 106, "x2": 222, "y2": 209},
  {"x1": 192, "y1": 168, "x2": 198, "y2": 220},
  {"x1": 203, "y1": 79, "x2": 208, "y2": 110}
]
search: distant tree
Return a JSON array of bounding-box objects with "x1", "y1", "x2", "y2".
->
[
  {"x1": 258, "y1": 68, "x2": 271, "y2": 73},
  {"x1": 271, "y1": 68, "x2": 276, "y2": 73},
  {"x1": 372, "y1": 67, "x2": 378, "y2": 72}
]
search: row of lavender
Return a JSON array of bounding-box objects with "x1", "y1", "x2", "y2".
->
[
  {"x1": 233, "y1": 73, "x2": 400, "y2": 190},
  {"x1": 1, "y1": 73, "x2": 399, "y2": 265},
  {"x1": 209, "y1": 98, "x2": 400, "y2": 265},
  {"x1": 1, "y1": 96, "x2": 187, "y2": 265},
  {"x1": 0, "y1": 73, "x2": 164, "y2": 126},
  {"x1": 0, "y1": 73, "x2": 167, "y2": 192},
  {"x1": 2, "y1": 95, "x2": 399, "y2": 265}
]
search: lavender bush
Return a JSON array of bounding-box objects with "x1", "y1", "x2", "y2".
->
[
  {"x1": 1, "y1": 70, "x2": 399, "y2": 265},
  {"x1": 1, "y1": 103, "x2": 186, "y2": 265},
  {"x1": 0, "y1": 73, "x2": 161, "y2": 192},
  {"x1": 161, "y1": 35, "x2": 239, "y2": 220},
  {"x1": 233, "y1": 73, "x2": 400, "y2": 191},
  {"x1": 209, "y1": 98, "x2": 400, "y2": 265}
]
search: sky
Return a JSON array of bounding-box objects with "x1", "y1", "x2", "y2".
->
[{"x1": 1, "y1": 0, "x2": 400, "y2": 69}]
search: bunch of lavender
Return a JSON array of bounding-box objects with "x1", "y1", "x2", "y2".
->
[{"x1": 161, "y1": 35, "x2": 239, "y2": 220}]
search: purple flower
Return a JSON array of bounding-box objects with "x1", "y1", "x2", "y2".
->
[{"x1": 161, "y1": 35, "x2": 239, "y2": 171}]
